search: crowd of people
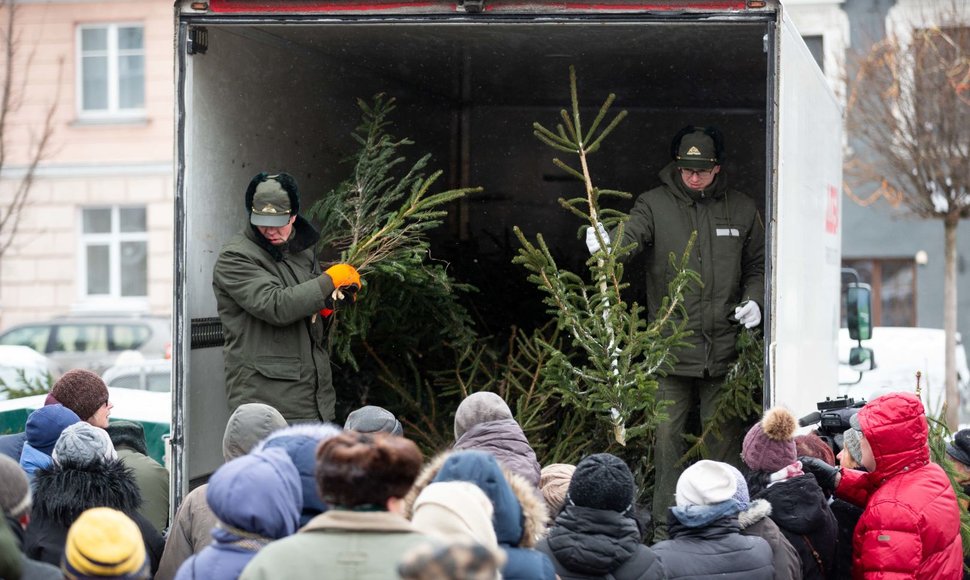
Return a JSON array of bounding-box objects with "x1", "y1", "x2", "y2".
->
[{"x1": 0, "y1": 371, "x2": 968, "y2": 579}]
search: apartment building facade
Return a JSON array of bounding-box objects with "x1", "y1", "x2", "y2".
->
[{"x1": 0, "y1": 0, "x2": 173, "y2": 329}]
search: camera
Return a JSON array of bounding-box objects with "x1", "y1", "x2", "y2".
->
[{"x1": 799, "y1": 396, "x2": 866, "y2": 455}]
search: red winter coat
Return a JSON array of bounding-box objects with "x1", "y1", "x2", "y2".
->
[{"x1": 836, "y1": 392, "x2": 963, "y2": 579}]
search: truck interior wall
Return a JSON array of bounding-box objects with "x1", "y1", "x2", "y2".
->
[{"x1": 182, "y1": 17, "x2": 771, "y2": 482}]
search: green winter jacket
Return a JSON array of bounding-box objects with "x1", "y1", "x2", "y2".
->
[
  {"x1": 239, "y1": 510, "x2": 435, "y2": 580},
  {"x1": 212, "y1": 217, "x2": 336, "y2": 422},
  {"x1": 620, "y1": 162, "x2": 765, "y2": 378}
]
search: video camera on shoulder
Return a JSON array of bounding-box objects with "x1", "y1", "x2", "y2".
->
[{"x1": 799, "y1": 395, "x2": 866, "y2": 455}]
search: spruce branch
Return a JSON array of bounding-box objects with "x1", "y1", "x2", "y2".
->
[
  {"x1": 307, "y1": 94, "x2": 480, "y2": 370},
  {"x1": 515, "y1": 66, "x2": 698, "y2": 445}
]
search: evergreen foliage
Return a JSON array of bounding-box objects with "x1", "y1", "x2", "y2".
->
[
  {"x1": 680, "y1": 327, "x2": 764, "y2": 463},
  {"x1": 924, "y1": 394, "x2": 970, "y2": 559},
  {"x1": 305, "y1": 95, "x2": 481, "y2": 372},
  {"x1": 0, "y1": 369, "x2": 53, "y2": 399},
  {"x1": 514, "y1": 67, "x2": 699, "y2": 445}
]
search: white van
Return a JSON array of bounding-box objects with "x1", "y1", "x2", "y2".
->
[{"x1": 838, "y1": 327, "x2": 970, "y2": 421}]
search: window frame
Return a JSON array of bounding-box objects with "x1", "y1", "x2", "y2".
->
[
  {"x1": 77, "y1": 205, "x2": 150, "y2": 309},
  {"x1": 75, "y1": 22, "x2": 146, "y2": 121},
  {"x1": 842, "y1": 257, "x2": 918, "y2": 327}
]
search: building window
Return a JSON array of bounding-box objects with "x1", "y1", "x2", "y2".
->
[
  {"x1": 80, "y1": 207, "x2": 148, "y2": 300},
  {"x1": 77, "y1": 24, "x2": 145, "y2": 118},
  {"x1": 843, "y1": 258, "x2": 917, "y2": 327}
]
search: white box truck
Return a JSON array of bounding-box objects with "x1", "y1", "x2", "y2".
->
[{"x1": 173, "y1": 0, "x2": 845, "y2": 501}]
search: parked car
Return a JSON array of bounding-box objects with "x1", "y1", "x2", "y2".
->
[
  {"x1": 101, "y1": 355, "x2": 171, "y2": 392},
  {"x1": 0, "y1": 345, "x2": 61, "y2": 400},
  {"x1": 0, "y1": 314, "x2": 171, "y2": 375}
]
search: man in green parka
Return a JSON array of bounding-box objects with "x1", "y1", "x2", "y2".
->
[
  {"x1": 586, "y1": 126, "x2": 765, "y2": 539},
  {"x1": 213, "y1": 172, "x2": 361, "y2": 423}
]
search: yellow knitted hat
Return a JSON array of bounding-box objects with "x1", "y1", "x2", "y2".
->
[{"x1": 62, "y1": 508, "x2": 148, "y2": 579}]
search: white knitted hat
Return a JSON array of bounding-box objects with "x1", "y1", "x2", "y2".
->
[{"x1": 675, "y1": 460, "x2": 738, "y2": 508}]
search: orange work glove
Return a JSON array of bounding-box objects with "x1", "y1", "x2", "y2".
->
[
  {"x1": 323, "y1": 264, "x2": 361, "y2": 311},
  {"x1": 324, "y1": 264, "x2": 361, "y2": 292}
]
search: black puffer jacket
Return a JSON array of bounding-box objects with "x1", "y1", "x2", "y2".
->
[
  {"x1": 537, "y1": 505, "x2": 665, "y2": 580},
  {"x1": 25, "y1": 458, "x2": 164, "y2": 573},
  {"x1": 756, "y1": 474, "x2": 837, "y2": 580},
  {"x1": 651, "y1": 511, "x2": 773, "y2": 579}
]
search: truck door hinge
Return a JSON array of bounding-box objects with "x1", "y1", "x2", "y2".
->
[
  {"x1": 187, "y1": 26, "x2": 208, "y2": 55},
  {"x1": 458, "y1": 0, "x2": 485, "y2": 13}
]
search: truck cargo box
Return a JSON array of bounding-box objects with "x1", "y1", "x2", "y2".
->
[{"x1": 174, "y1": 0, "x2": 842, "y2": 500}]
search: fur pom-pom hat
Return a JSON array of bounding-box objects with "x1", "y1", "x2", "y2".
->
[{"x1": 742, "y1": 406, "x2": 798, "y2": 473}]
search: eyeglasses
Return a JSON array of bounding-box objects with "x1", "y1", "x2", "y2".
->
[{"x1": 680, "y1": 168, "x2": 715, "y2": 178}]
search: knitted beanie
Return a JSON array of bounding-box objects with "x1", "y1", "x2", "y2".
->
[
  {"x1": 50, "y1": 369, "x2": 109, "y2": 422},
  {"x1": 722, "y1": 463, "x2": 750, "y2": 511},
  {"x1": 62, "y1": 507, "x2": 149, "y2": 579},
  {"x1": 842, "y1": 428, "x2": 865, "y2": 466},
  {"x1": 568, "y1": 453, "x2": 634, "y2": 512},
  {"x1": 0, "y1": 455, "x2": 31, "y2": 518},
  {"x1": 742, "y1": 406, "x2": 798, "y2": 472},
  {"x1": 539, "y1": 463, "x2": 576, "y2": 515},
  {"x1": 26, "y1": 404, "x2": 81, "y2": 455},
  {"x1": 454, "y1": 392, "x2": 513, "y2": 441},
  {"x1": 675, "y1": 460, "x2": 738, "y2": 508},
  {"x1": 946, "y1": 428, "x2": 970, "y2": 466},
  {"x1": 345, "y1": 405, "x2": 404, "y2": 436},
  {"x1": 53, "y1": 422, "x2": 117, "y2": 467}
]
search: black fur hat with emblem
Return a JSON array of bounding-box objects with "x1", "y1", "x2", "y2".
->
[
  {"x1": 670, "y1": 125, "x2": 725, "y2": 170},
  {"x1": 245, "y1": 172, "x2": 301, "y2": 225}
]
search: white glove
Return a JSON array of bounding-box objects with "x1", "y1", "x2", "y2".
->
[
  {"x1": 735, "y1": 300, "x2": 762, "y2": 329},
  {"x1": 585, "y1": 223, "x2": 611, "y2": 254}
]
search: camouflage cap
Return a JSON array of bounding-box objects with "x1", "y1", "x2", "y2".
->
[
  {"x1": 675, "y1": 130, "x2": 719, "y2": 170},
  {"x1": 250, "y1": 176, "x2": 292, "y2": 227}
]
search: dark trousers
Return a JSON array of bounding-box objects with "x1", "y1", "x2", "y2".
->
[{"x1": 651, "y1": 373, "x2": 744, "y2": 540}]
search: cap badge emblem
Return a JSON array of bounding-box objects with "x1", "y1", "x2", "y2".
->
[
  {"x1": 686, "y1": 146, "x2": 701, "y2": 156},
  {"x1": 260, "y1": 205, "x2": 278, "y2": 214}
]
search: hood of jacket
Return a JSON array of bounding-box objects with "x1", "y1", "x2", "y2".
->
[
  {"x1": 32, "y1": 459, "x2": 141, "y2": 528},
  {"x1": 222, "y1": 403, "x2": 289, "y2": 462},
  {"x1": 20, "y1": 443, "x2": 53, "y2": 476},
  {"x1": 670, "y1": 499, "x2": 740, "y2": 529},
  {"x1": 855, "y1": 392, "x2": 930, "y2": 483},
  {"x1": 667, "y1": 509, "x2": 743, "y2": 541},
  {"x1": 253, "y1": 423, "x2": 342, "y2": 526},
  {"x1": 206, "y1": 447, "x2": 302, "y2": 540},
  {"x1": 453, "y1": 418, "x2": 542, "y2": 487},
  {"x1": 658, "y1": 161, "x2": 729, "y2": 204},
  {"x1": 244, "y1": 215, "x2": 319, "y2": 263},
  {"x1": 756, "y1": 473, "x2": 831, "y2": 535},
  {"x1": 543, "y1": 505, "x2": 641, "y2": 575},
  {"x1": 403, "y1": 451, "x2": 547, "y2": 548},
  {"x1": 737, "y1": 498, "x2": 773, "y2": 530}
]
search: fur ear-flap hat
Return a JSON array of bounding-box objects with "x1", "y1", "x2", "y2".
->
[{"x1": 742, "y1": 406, "x2": 798, "y2": 473}]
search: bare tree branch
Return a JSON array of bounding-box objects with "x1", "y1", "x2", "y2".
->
[{"x1": 0, "y1": 1, "x2": 59, "y2": 263}]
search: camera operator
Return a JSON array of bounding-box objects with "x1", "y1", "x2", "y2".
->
[{"x1": 800, "y1": 393, "x2": 962, "y2": 578}]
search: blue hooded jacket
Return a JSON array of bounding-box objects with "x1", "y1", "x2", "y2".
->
[
  {"x1": 174, "y1": 448, "x2": 302, "y2": 580},
  {"x1": 253, "y1": 423, "x2": 342, "y2": 526},
  {"x1": 20, "y1": 405, "x2": 80, "y2": 478},
  {"x1": 432, "y1": 451, "x2": 556, "y2": 580}
]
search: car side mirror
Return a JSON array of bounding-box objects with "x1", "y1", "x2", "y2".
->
[
  {"x1": 846, "y1": 283, "x2": 873, "y2": 341},
  {"x1": 849, "y1": 346, "x2": 875, "y2": 371}
]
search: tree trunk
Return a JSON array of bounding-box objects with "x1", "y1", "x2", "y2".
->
[{"x1": 944, "y1": 214, "x2": 959, "y2": 429}]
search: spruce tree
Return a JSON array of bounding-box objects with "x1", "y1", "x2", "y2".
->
[{"x1": 514, "y1": 67, "x2": 699, "y2": 445}]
